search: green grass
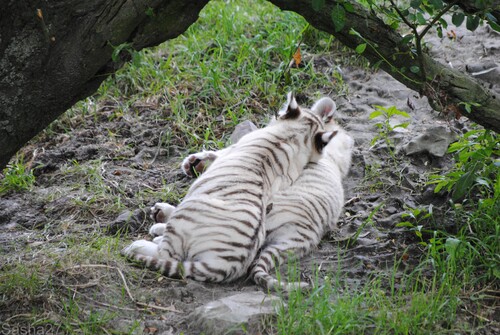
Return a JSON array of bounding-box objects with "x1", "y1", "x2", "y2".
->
[
  {"x1": 273, "y1": 245, "x2": 470, "y2": 335},
  {"x1": 276, "y1": 124, "x2": 498, "y2": 334},
  {"x1": 94, "y1": 0, "x2": 344, "y2": 153},
  {"x1": 0, "y1": 155, "x2": 35, "y2": 195},
  {"x1": 0, "y1": 264, "x2": 46, "y2": 299},
  {"x1": 60, "y1": 159, "x2": 127, "y2": 216},
  {"x1": 0, "y1": 234, "x2": 144, "y2": 334}
]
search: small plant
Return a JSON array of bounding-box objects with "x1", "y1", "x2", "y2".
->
[
  {"x1": 429, "y1": 129, "x2": 499, "y2": 202},
  {"x1": 0, "y1": 157, "x2": 35, "y2": 194},
  {"x1": 348, "y1": 202, "x2": 383, "y2": 246},
  {"x1": 397, "y1": 205, "x2": 434, "y2": 246},
  {"x1": 369, "y1": 105, "x2": 411, "y2": 159},
  {"x1": 362, "y1": 163, "x2": 384, "y2": 192}
]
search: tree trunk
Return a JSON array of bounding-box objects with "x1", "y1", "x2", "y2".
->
[
  {"x1": 0, "y1": 0, "x2": 209, "y2": 170},
  {"x1": 267, "y1": 0, "x2": 500, "y2": 133}
]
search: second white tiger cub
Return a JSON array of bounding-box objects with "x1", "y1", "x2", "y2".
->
[{"x1": 250, "y1": 118, "x2": 353, "y2": 290}]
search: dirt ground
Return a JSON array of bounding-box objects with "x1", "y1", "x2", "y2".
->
[{"x1": 1, "y1": 22, "x2": 499, "y2": 334}]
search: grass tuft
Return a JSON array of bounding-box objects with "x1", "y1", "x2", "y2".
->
[{"x1": 0, "y1": 156, "x2": 36, "y2": 195}]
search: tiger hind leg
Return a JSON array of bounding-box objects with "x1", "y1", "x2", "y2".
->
[
  {"x1": 122, "y1": 240, "x2": 159, "y2": 260},
  {"x1": 123, "y1": 243, "x2": 231, "y2": 282},
  {"x1": 250, "y1": 242, "x2": 310, "y2": 292}
]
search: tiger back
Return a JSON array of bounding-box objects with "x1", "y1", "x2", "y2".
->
[
  {"x1": 122, "y1": 93, "x2": 335, "y2": 283},
  {"x1": 249, "y1": 115, "x2": 354, "y2": 291}
]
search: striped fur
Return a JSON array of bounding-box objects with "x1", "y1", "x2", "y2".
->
[
  {"x1": 249, "y1": 119, "x2": 354, "y2": 291},
  {"x1": 122, "y1": 93, "x2": 335, "y2": 283}
]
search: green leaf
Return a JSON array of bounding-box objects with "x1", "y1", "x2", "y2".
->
[
  {"x1": 466, "y1": 15, "x2": 480, "y2": 31},
  {"x1": 401, "y1": 34, "x2": 414, "y2": 45},
  {"x1": 410, "y1": 0, "x2": 422, "y2": 9},
  {"x1": 145, "y1": 7, "x2": 155, "y2": 17},
  {"x1": 452, "y1": 13, "x2": 465, "y2": 27},
  {"x1": 344, "y1": 2, "x2": 355, "y2": 13},
  {"x1": 487, "y1": 18, "x2": 500, "y2": 32},
  {"x1": 355, "y1": 43, "x2": 367, "y2": 54},
  {"x1": 433, "y1": 181, "x2": 447, "y2": 193},
  {"x1": 391, "y1": 108, "x2": 411, "y2": 118},
  {"x1": 485, "y1": 12, "x2": 498, "y2": 24},
  {"x1": 439, "y1": 18, "x2": 448, "y2": 29},
  {"x1": 369, "y1": 110, "x2": 384, "y2": 119},
  {"x1": 312, "y1": 0, "x2": 325, "y2": 12},
  {"x1": 331, "y1": 4, "x2": 346, "y2": 32},
  {"x1": 464, "y1": 103, "x2": 472, "y2": 113},
  {"x1": 445, "y1": 237, "x2": 461, "y2": 256},
  {"x1": 349, "y1": 28, "x2": 361, "y2": 37},
  {"x1": 410, "y1": 65, "x2": 420, "y2": 73},
  {"x1": 111, "y1": 42, "x2": 132, "y2": 62},
  {"x1": 452, "y1": 170, "x2": 476, "y2": 201},
  {"x1": 437, "y1": 25, "x2": 443, "y2": 38},
  {"x1": 416, "y1": 12, "x2": 427, "y2": 25},
  {"x1": 429, "y1": 0, "x2": 444, "y2": 10},
  {"x1": 424, "y1": 4, "x2": 435, "y2": 16},
  {"x1": 396, "y1": 221, "x2": 415, "y2": 228},
  {"x1": 493, "y1": 267, "x2": 500, "y2": 280},
  {"x1": 475, "y1": 177, "x2": 491, "y2": 188},
  {"x1": 394, "y1": 122, "x2": 410, "y2": 129},
  {"x1": 131, "y1": 52, "x2": 142, "y2": 67}
]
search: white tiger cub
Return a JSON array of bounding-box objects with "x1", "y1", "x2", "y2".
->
[
  {"x1": 122, "y1": 93, "x2": 337, "y2": 283},
  {"x1": 250, "y1": 119, "x2": 353, "y2": 291}
]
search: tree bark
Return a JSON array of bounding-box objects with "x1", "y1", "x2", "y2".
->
[
  {"x1": 0, "y1": 0, "x2": 209, "y2": 170},
  {"x1": 267, "y1": 0, "x2": 500, "y2": 133}
]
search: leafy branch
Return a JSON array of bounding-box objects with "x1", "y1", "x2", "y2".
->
[
  {"x1": 387, "y1": 0, "x2": 458, "y2": 84},
  {"x1": 350, "y1": 29, "x2": 422, "y2": 86}
]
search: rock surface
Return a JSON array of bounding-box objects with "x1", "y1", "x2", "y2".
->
[
  {"x1": 107, "y1": 209, "x2": 149, "y2": 234},
  {"x1": 187, "y1": 292, "x2": 281, "y2": 335},
  {"x1": 403, "y1": 126, "x2": 458, "y2": 157},
  {"x1": 230, "y1": 120, "x2": 258, "y2": 144}
]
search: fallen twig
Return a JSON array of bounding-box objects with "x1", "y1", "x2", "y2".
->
[{"x1": 61, "y1": 264, "x2": 183, "y2": 313}]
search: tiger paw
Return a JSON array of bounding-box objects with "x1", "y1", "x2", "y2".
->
[
  {"x1": 149, "y1": 223, "x2": 167, "y2": 237},
  {"x1": 181, "y1": 151, "x2": 217, "y2": 177},
  {"x1": 150, "y1": 203, "x2": 176, "y2": 223},
  {"x1": 122, "y1": 240, "x2": 160, "y2": 258}
]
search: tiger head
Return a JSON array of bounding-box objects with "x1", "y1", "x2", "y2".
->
[{"x1": 276, "y1": 92, "x2": 338, "y2": 163}]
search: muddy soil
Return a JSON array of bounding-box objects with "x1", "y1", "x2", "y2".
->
[{"x1": 1, "y1": 23, "x2": 499, "y2": 334}]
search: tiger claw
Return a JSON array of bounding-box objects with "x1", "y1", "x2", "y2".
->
[{"x1": 181, "y1": 152, "x2": 216, "y2": 177}]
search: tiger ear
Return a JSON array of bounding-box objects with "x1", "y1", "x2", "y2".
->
[
  {"x1": 311, "y1": 97, "x2": 336, "y2": 121},
  {"x1": 278, "y1": 92, "x2": 301, "y2": 120},
  {"x1": 314, "y1": 130, "x2": 338, "y2": 153}
]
